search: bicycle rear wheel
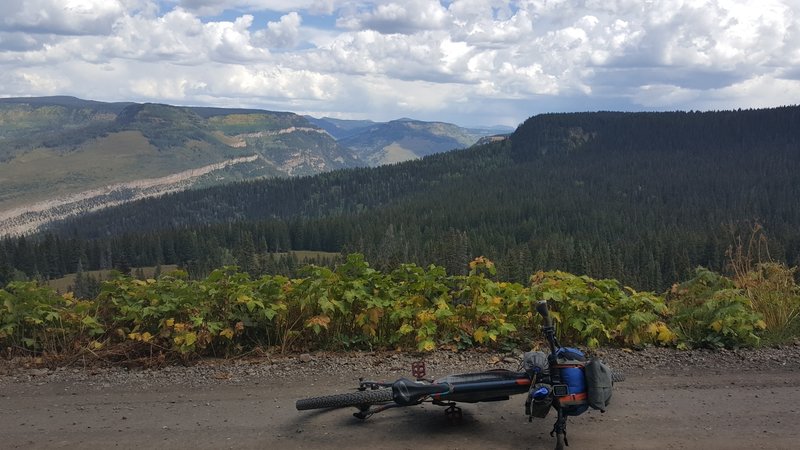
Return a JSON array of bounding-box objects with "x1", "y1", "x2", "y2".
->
[
  {"x1": 611, "y1": 371, "x2": 625, "y2": 382},
  {"x1": 296, "y1": 388, "x2": 394, "y2": 410}
]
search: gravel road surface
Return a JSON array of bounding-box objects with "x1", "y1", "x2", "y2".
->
[{"x1": 2, "y1": 346, "x2": 799, "y2": 449}]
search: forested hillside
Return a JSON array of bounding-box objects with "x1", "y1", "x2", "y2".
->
[{"x1": 1, "y1": 106, "x2": 798, "y2": 291}]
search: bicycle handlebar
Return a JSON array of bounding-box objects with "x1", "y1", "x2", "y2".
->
[
  {"x1": 535, "y1": 300, "x2": 551, "y2": 325},
  {"x1": 536, "y1": 300, "x2": 559, "y2": 354}
]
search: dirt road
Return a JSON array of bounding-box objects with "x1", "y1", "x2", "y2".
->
[{"x1": 1, "y1": 361, "x2": 799, "y2": 450}]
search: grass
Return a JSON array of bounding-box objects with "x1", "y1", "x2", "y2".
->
[
  {"x1": 283, "y1": 250, "x2": 342, "y2": 261},
  {"x1": 45, "y1": 251, "x2": 340, "y2": 292},
  {"x1": 47, "y1": 265, "x2": 179, "y2": 293}
]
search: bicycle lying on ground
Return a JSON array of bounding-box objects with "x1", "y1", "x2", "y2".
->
[{"x1": 296, "y1": 300, "x2": 623, "y2": 449}]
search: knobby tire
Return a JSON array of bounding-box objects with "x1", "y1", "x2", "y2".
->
[
  {"x1": 611, "y1": 371, "x2": 625, "y2": 382},
  {"x1": 555, "y1": 433, "x2": 566, "y2": 450},
  {"x1": 296, "y1": 388, "x2": 394, "y2": 411}
]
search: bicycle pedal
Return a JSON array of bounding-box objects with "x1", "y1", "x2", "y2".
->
[
  {"x1": 411, "y1": 361, "x2": 426, "y2": 379},
  {"x1": 444, "y1": 405, "x2": 462, "y2": 421}
]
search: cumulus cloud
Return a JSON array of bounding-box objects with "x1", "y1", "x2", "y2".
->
[
  {"x1": 173, "y1": 0, "x2": 338, "y2": 16},
  {"x1": 1, "y1": 0, "x2": 798, "y2": 126},
  {"x1": 0, "y1": 0, "x2": 127, "y2": 35},
  {"x1": 254, "y1": 12, "x2": 303, "y2": 48},
  {"x1": 337, "y1": 0, "x2": 449, "y2": 34}
]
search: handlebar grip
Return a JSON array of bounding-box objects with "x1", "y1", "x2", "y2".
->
[{"x1": 535, "y1": 300, "x2": 550, "y2": 319}]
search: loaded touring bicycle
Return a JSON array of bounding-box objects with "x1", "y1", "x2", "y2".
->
[{"x1": 296, "y1": 300, "x2": 623, "y2": 449}]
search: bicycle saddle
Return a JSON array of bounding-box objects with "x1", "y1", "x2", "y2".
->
[{"x1": 392, "y1": 378, "x2": 451, "y2": 405}]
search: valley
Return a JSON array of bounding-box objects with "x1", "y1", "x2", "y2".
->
[
  {"x1": 0, "y1": 154, "x2": 260, "y2": 236},
  {"x1": 0, "y1": 96, "x2": 497, "y2": 237}
]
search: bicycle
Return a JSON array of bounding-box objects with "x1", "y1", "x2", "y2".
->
[{"x1": 296, "y1": 300, "x2": 624, "y2": 449}]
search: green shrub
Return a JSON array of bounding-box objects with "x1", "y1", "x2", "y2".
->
[
  {"x1": 529, "y1": 271, "x2": 674, "y2": 348},
  {"x1": 667, "y1": 267, "x2": 765, "y2": 348},
  {"x1": 0, "y1": 281, "x2": 103, "y2": 354},
  {"x1": 3, "y1": 257, "x2": 793, "y2": 361}
]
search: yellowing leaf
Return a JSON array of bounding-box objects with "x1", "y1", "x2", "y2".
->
[
  {"x1": 219, "y1": 328, "x2": 234, "y2": 339},
  {"x1": 183, "y1": 332, "x2": 197, "y2": 346},
  {"x1": 657, "y1": 326, "x2": 676, "y2": 343},
  {"x1": 755, "y1": 319, "x2": 767, "y2": 330},
  {"x1": 416, "y1": 310, "x2": 434, "y2": 323},
  {"x1": 420, "y1": 340, "x2": 436, "y2": 351},
  {"x1": 473, "y1": 327, "x2": 488, "y2": 344},
  {"x1": 165, "y1": 318, "x2": 175, "y2": 328},
  {"x1": 398, "y1": 323, "x2": 414, "y2": 335},
  {"x1": 368, "y1": 307, "x2": 383, "y2": 324},
  {"x1": 362, "y1": 324, "x2": 377, "y2": 337},
  {"x1": 141, "y1": 332, "x2": 153, "y2": 343},
  {"x1": 710, "y1": 320, "x2": 723, "y2": 332},
  {"x1": 306, "y1": 315, "x2": 331, "y2": 329}
]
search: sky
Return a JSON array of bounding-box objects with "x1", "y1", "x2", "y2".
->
[{"x1": 0, "y1": 0, "x2": 798, "y2": 128}]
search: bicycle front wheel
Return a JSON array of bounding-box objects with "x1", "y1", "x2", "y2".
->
[{"x1": 296, "y1": 388, "x2": 394, "y2": 410}]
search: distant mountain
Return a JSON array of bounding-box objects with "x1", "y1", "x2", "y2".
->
[
  {"x1": 0, "y1": 96, "x2": 508, "y2": 236},
  {"x1": 336, "y1": 118, "x2": 493, "y2": 166},
  {"x1": 0, "y1": 96, "x2": 360, "y2": 235},
  {"x1": 303, "y1": 116, "x2": 376, "y2": 139},
  {"x1": 305, "y1": 115, "x2": 505, "y2": 166}
]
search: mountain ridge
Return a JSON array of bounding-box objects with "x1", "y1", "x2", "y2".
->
[
  {"x1": 0, "y1": 96, "x2": 496, "y2": 236},
  {"x1": 18, "y1": 105, "x2": 798, "y2": 290}
]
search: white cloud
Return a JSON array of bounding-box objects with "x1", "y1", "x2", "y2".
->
[
  {"x1": 1, "y1": 0, "x2": 799, "y2": 127},
  {"x1": 254, "y1": 12, "x2": 303, "y2": 48},
  {"x1": 337, "y1": 0, "x2": 449, "y2": 34},
  {"x1": 172, "y1": 0, "x2": 341, "y2": 16},
  {"x1": 0, "y1": 0, "x2": 127, "y2": 35}
]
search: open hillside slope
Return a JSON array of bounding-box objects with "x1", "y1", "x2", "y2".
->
[
  {"x1": 0, "y1": 97, "x2": 495, "y2": 236},
  {"x1": 0, "y1": 97, "x2": 359, "y2": 235}
]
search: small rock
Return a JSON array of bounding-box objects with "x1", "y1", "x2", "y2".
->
[{"x1": 299, "y1": 353, "x2": 313, "y2": 363}]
